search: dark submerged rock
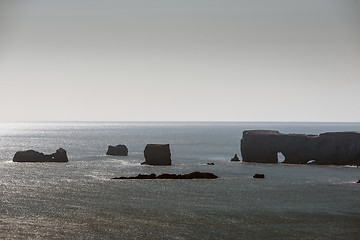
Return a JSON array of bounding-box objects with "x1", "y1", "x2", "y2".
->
[
  {"x1": 241, "y1": 130, "x2": 360, "y2": 165},
  {"x1": 357, "y1": 179, "x2": 360, "y2": 184},
  {"x1": 253, "y1": 174, "x2": 265, "y2": 179},
  {"x1": 106, "y1": 144, "x2": 128, "y2": 156},
  {"x1": 112, "y1": 171, "x2": 218, "y2": 180},
  {"x1": 142, "y1": 144, "x2": 171, "y2": 165},
  {"x1": 13, "y1": 148, "x2": 68, "y2": 162},
  {"x1": 207, "y1": 162, "x2": 215, "y2": 165},
  {"x1": 231, "y1": 154, "x2": 240, "y2": 161}
]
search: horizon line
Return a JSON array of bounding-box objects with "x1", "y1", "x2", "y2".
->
[{"x1": 1, "y1": 120, "x2": 360, "y2": 124}]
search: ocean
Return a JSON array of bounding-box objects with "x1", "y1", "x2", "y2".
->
[{"x1": 0, "y1": 122, "x2": 359, "y2": 239}]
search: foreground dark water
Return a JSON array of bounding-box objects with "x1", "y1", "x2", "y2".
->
[{"x1": 0, "y1": 122, "x2": 359, "y2": 239}]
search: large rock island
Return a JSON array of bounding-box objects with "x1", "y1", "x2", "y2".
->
[
  {"x1": 241, "y1": 130, "x2": 360, "y2": 165},
  {"x1": 142, "y1": 144, "x2": 171, "y2": 165},
  {"x1": 13, "y1": 148, "x2": 69, "y2": 162}
]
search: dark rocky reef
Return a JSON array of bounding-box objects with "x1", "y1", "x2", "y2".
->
[
  {"x1": 231, "y1": 154, "x2": 240, "y2": 161},
  {"x1": 142, "y1": 144, "x2": 171, "y2": 165},
  {"x1": 106, "y1": 144, "x2": 128, "y2": 156},
  {"x1": 112, "y1": 171, "x2": 218, "y2": 180},
  {"x1": 241, "y1": 130, "x2": 360, "y2": 165},
  {"x1": 253, "y1": 174, "x2": 265, "y2": 179},
  {"x1": 13, "y1": 148, "x2": 68, "y2": 162}
]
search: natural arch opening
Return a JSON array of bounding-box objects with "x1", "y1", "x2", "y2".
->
[{"x1": 277, "y1": 152, "x2": 285, "y2": 163}]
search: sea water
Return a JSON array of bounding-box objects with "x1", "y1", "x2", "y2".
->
[{"x1": 0, "y1": 122, "x2": 359, "y2": 239}]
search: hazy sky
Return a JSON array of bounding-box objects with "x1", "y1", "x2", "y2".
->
[{"x1": 1, "y1": 0, "x2": 359, "y2": 121}]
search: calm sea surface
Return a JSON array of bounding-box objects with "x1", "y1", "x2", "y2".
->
[{"x1": 0, "y1": 122, "x2": 359, "y2": 239}]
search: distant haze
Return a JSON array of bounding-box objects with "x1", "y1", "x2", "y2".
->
[{"x1": 1, "y1": 0, "x2": 359, "y2": 122}]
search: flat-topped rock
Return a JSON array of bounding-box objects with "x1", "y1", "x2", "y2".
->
[
  {"x1": 142, "y1": 144, "x2": 171, "y2": 165},
  {"x1": 13, "y1": 148, "x2": 68, "y2": 162},
  {"x1": 106, "y1": 144, "x2": 128, "y2": 156},
  {"x1": 241, "y1": 130, "x2": 360, "y2": 165},
  {"x1": 112, "y1": 171, "x2": 218, "y2": 180}
]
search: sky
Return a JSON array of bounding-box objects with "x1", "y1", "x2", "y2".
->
[{"x1": 0, "y1": 0, "x2": 359, "y2": 122}]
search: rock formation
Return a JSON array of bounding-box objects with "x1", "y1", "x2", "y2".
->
[
  {"x1": 241, "y1": 130, "x2": 360, "y2": 165},
  {"x1": 106, "y1": 144, "x2": 128, "y2": 156},
  {"x1": 253, "y1": 174, "x2": 265, "y2": 179},
  {"x1": 13, "y1": 148, "x2": 68, "y2": 162},
  {"x1": 112, "y1": 171, "x2": 218, "y2": 179},
  {"x1": 142, "y1": 144, "x2": 171, "y2": 165},
  {"x1": 231, "y1": 154, "x2": 240, "y2": 161}
]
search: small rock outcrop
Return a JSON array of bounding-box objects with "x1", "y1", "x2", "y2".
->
[
  {"x1": 231, "y1": 154, "x2": 240, "y2": 161},
  {"x1": 106, "y1": 144, "x2": 128, "y2": 156},
  {"x1": 112, "y1": 171, "x2": 218, "y2": 180},
  {"x1": 142, "y1": 144, "x2": 171, "y2": 165},
  {"x1": 241, "y1": 130, "x2": 360, "y2": 165},
  {"x1": 13, "y1": 148, "x2": 68, "y2": 162},
  {"x1": 253, "y1": 174, "x2": 265, "y2": 179}
]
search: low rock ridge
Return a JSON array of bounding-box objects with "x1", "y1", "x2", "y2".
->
[
  {"x1": 241, "y1": 130, "x2": 360, "y2": 165},
  {"x1": 106, "y1": 144, "x2": 128, "y2": 156},
  {"x1": 13, "y1": 148, "x2": 68, "y2": 162},
  {"x1": 112, "y1": 171, "x2": 218, "y2": 179}
]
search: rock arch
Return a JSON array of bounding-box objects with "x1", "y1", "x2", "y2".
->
[{"x1": 241, "y1": 130, "x2": 360, "y2": 165}]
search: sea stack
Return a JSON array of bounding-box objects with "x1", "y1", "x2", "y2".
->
[
  {"x1": 13, "y1": 148, "x2": 69, "y2": 162},
  {"x1": 106, "y1": 144, "x2": 128, "y2": 156},
  {"x1": 231, "y1": 154, "x2": 240, "y2": 161},
  {"x1": 142, "y1": 144, "x2": 171, "y2": 165}
]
